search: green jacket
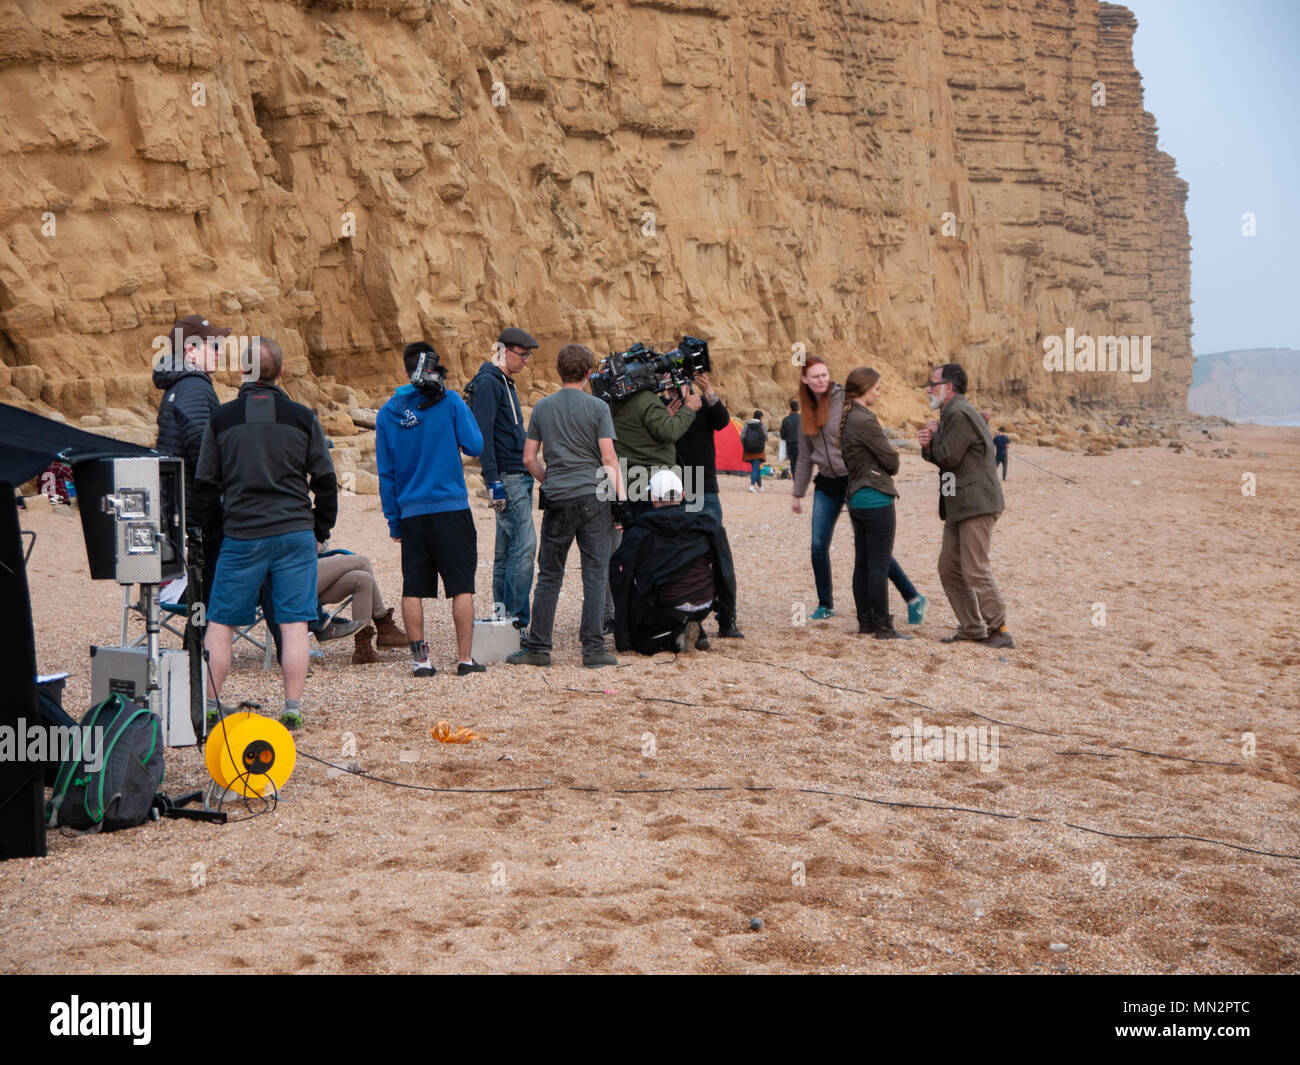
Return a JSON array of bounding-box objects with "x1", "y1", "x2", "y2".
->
[
  {"x1": 921, "y1": 394, "x2": 1004, "y2": 522},
  {"x1": 841, "y1": 404, "x2": 900, "y2": 500},
  {"x1": 611, "y1": 389, "x2": 696, "y2": 473}
]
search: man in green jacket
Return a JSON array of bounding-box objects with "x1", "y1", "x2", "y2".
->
[
  {"x1": 611, "y1": 381, "x2": 701, "y2": 521},
  {"x1": 918, "y1": 363, "x2": 1013, "y2": 648}
]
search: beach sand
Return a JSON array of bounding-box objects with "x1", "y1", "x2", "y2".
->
[{"x1": 3, "y1": 423, "x2": 1297, "y2": 974}]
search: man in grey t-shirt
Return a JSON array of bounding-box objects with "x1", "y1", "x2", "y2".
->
[{"x1": 507, "y1": 344, "x2": 623, "y2": 668}]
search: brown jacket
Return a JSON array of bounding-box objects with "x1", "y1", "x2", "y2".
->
[
  {"x1": 921, "y1": 394, "x2": 1004, "y2": 522},
  {"x1": 841, "y1": 403, "x2": 899, "y2": 501}
]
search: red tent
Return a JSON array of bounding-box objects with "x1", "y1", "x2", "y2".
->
[{"x1": 714, "y1": 418, "x2": 747, "y2": 473}]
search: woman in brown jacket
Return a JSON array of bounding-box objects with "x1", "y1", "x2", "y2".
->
[{"x1": 839, "y1": 367, "x2": 912, "y2": 639}]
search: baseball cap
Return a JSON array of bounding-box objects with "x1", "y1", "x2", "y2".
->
[
  {"x1": 497, "y1": 327, "x2": 539, "y2": 350},
  {"x1": 649, "y1": 469, "x2": 684, "y2": 501},
  {"x1": 171, "y1": 314, "x2": 231, "y2": 352}
]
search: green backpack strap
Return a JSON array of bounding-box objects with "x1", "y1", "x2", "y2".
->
[
  {"x1": 89, "y1": 700, "x2": 158, "y2": 826},
  {"x1": 47, "y1": 693, "x2": 120, "y2": 826}
]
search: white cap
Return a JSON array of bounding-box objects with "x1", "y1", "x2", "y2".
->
[{"x1": 649, "y1": 469, "x2": 684, "y2": 501}]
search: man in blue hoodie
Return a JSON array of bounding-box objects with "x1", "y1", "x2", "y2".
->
[
  {"x1": 467, "y1": 327, "x2": 537, "y2": 631},
  {"x1": 377, "y1": 342, "x2": 485, "y2": 677}
]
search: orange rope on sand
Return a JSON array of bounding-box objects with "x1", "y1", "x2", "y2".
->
[{"x1": 430, "y1": 720, "x2": 481, "y2": 743}]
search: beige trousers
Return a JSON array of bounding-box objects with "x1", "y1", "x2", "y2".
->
[
  {"x1": 937, "y1": 513, "x2": 1006, "y2": 639},
  {"x1": 318, "y1": 554, "x2": 385, "y2": 622}
]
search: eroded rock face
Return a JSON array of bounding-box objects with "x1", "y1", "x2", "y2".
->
[{"x1": 0, "y1": 0, "x2": 1190, "y2": 434}]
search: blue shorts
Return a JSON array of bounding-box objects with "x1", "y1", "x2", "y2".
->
[{"x1": 208, "y1": 530, "x2": 318, "y2": 626}]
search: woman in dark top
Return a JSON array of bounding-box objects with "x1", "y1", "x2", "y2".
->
[{"x1": 838, "y1": 367, "x2": 912, "y2": 639}]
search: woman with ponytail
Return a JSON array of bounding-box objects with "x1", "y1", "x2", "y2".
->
[
  {"x1": 792, "y1": 356, "x2": 927, "y2": 623},
  {"x1": 840, "y1": 368, "x2": 911, "y2": 638}
]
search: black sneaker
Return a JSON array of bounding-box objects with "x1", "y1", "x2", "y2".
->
[
  {"x1": 456, "y1": 659, "x2": 487, "y2": 676},
  {"x1": 413, "y1": 660, "x2": 437, "y2": 677},
  {"x1": 718, "y1": 623, "x2": 745, "y2": 639}
]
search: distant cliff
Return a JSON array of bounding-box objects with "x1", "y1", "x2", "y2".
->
[
  {"x1": 1189, "y1": 349, "x2": 1300, "y2": 425},
  {"x1": 0, "y1": 0, "x2": 1191, "y2": 439}
]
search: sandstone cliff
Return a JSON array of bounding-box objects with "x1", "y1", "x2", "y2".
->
[{"x1": 0, "y1": 0, "x2": 1191, "y2": 443}]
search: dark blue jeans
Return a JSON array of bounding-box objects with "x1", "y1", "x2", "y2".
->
[
  {"x1": 527, "y1": 495, "x2": 613, "y2": 655},
  {"x1": 811, "y1": 488, "x2": 918, "y2": 609},
  {"x1": 749, "y1": 459, "x2": 763, "y2": 486}
]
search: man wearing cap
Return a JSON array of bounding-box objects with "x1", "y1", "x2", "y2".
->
[
  {"x1": 153, "y1": 314, "x2": 231, "y2": 623},
  {"x1": 506, "y1": 343, "x2": 621, "y2": 669},
  {"x1": 467, "y1": 327, "x2": 538, "y2": 631},
  {"x1": 608, "y1": 469, "x2": 738, "y2": 655}
]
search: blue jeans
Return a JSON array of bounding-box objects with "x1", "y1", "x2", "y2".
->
[
  {"x1": 811, "y1": 488, "x2": 917, "y2": 609},
  {"x1": 492, "y1": 472, "x2": 536, "y2": 626},
  {"x1": 749, "y1": 459, "x2": 762, "y2": 485},
  {"x1": 700, "y1": 493, "x2": 723, "y2": 524}
]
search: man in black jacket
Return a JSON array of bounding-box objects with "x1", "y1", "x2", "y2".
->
[
  {"x1": 780, "y1": 399, "x2": 801, "y2": 475},
  {"x1": 609, "y1": 470, "x2": 738, "y2": 655},
  {"x1": 152, "y1": 314, "x2": 230, "y2": 599},
  {"x1": 193, "y1": 338, "x2": 339, "y2": 729},
  {"x1": 674, "y1": 371, "x2": 743, "y2": 641}
]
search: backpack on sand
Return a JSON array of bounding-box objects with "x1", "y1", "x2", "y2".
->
[{"x1": 46, "y1": 693, "x2": 164, "y2": 833}]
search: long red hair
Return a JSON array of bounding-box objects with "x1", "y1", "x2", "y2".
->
[{"x1": 797, "y1": 356, "x2": 836, "y2": 435}]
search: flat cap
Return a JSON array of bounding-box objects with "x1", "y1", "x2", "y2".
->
[{"x1": 497, "y1": 327, "x2": 539, "y2": 350}]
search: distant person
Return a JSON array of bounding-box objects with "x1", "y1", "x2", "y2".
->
[
  {"x1": 780, "y1": 399, "x2": 801, "y2": 474},
  {"x1": 993, "y1": 426, "x2": 1010, "y2": 480},
  {"x1": 609, "y1": 470, "x2": 737, "y2": 655},
  {"x1": 507, "y1": 343, "x2": 621, "y2": 670},
  {"x1": 377, "y1": 341, "x2": 485, "y2": 677},
  {"x1": 194, "y1": 338, "x2": 337, "y2": 730},
  {"x1": 792, "y1": 356, "x2": 927, "y2": 624},
  {"x1": 742, "y1": 410, "x2": 767, "y2": 491},
  {"x1": 918, "y1": 362, "x2": 1012, "y2": 648},
  {"x1": 468, "y1": 327, "x2": 537, "y2": 631},
  {"x1": 839, "y1": 367, "x2": 911, "y2": 640}
]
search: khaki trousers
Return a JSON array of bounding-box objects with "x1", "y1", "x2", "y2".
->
[
  {"x1": 318, "y1": 554, "x2": 385, "y2": 622},
  {"x1": 937, "y1": 513, "x2": 1006, "y2": 639}
]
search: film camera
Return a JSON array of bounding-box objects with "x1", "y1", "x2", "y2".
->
[
  {"x1": 589, "y1": 336, "x2": 711, "y2": 404},
  {"x1": 409, "y1": 346, "x2": 448, "y2": 409}
]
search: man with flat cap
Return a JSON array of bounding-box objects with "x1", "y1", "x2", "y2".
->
[{"x1": 467, "y1": 326, "x2": 538, "y2": 632}]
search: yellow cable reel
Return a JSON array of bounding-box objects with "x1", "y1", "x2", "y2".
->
[{"x1": 204, "y1": 711, "x2": 296, "y2": 798}]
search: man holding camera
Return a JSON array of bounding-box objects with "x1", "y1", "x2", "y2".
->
[
  {"x1": 609, "y1": 470, "x2": 737, "y2": 655},
  {"x1": 506, "y1": 344, "x2": 622, "y2": 669},
  {"x1": 611, "y1": 371, "x2": 701, "y2": 522},
  {"x1": 918, "y1": 362, "x2": 1013, "y2": 649},
  {"x1": 468, "y1": 327, "x2": 537, "y2": 631},
  {"x1": 377, "y1": 341, "x2": 485, "y2": 677}
]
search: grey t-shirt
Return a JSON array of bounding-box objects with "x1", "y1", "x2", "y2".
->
[{"x1": 526, "y1": 386, "x2": 617, "y2": 501}]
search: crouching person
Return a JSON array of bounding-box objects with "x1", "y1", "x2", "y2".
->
[
  {"x1": 376, "y1": 341, "x2": 485, "y2": 677},
  {"x1": 609, "y1": 470, "x2": 738, "y2": 655}
]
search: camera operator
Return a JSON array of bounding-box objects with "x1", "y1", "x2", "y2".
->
[
  {"x1": 609, "y1": 470, "x2": 738, "y2": 655},
  {"x1": 673, "y1": 371, "x2": 744, "y2": 641},
  {"x1": 376, "y1": 341, "x2": 486, "y2": 677},
  {"x1": 506, "y1": 344, "x2": 621, "y2": 670},
  {"x1": 611, "y1": 370, "x2": 701, "y2": 523}
]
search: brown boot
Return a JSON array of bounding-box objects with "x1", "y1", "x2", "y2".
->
[
  {"x1": 373, "y1": 607, "x2": 408, "y2": 648},
  {"x1": 352, "y1": 624, "x2": 379, "y2": 664}
]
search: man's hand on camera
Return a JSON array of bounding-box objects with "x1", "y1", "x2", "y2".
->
[
  {"x1": 684, "y1": 390, "x2": 703, "y2": 411},
  {"x1": 666, "y1": 394, "x2": 683, "y2": 415},
  {"x1": 695, "y1": 372, "x2": 717, "y2": 402}
]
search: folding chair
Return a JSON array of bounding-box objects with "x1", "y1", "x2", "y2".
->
[{"x1": 121, "y1": 582, "x2": 189, "y2": 648}]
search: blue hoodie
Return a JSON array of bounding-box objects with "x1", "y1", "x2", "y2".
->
[{"x1": 376, "y1": 385, "x2": 484, "y2": 537}]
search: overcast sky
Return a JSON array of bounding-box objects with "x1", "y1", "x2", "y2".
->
[{"x1": 1129, "y1": 0, "x2": 1299, "y2": 356}]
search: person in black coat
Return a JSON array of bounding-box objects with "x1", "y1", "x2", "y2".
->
[
  {"x1": 152, "y1": 314, "x2": 229, "y2": 610},
  {"x1": 609, "y1": 470, "x2": 738, "y2": 655}
]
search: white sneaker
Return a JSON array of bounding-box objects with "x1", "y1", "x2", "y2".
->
[
  {"x1": 758, "y1": 483, "x2": 765, "y2": 492},
  {"x1": 748, "y1": 484, "x2": 756, "y2": 492}
]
